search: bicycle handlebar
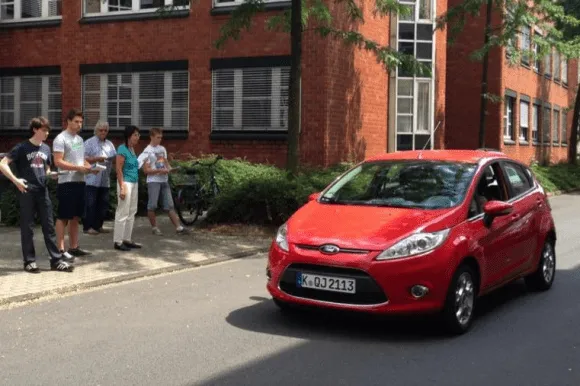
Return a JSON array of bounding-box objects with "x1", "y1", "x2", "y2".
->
[{"x1": 190, "y1": 155, "x2": 223, "y2": 168}]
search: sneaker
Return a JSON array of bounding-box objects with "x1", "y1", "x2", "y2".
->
[
  {"x1": 176, "y1": 227, "x2": 190, "y2": 235},
  {"x1": 68, "y1": 247, "x2": 92, "y2": 257},
  {"x1": 50, "y1": 259, "x2": 74, "y2": 272},
  {"x1": 98, "y1": 227, "x2": 111, "y2": 234},
  {"x1": 86, "y1": 228, "x2": 100, "y2": 236},
  {"x1": 24, "y1": 262, "x2": 40, "y2": 274},
  {"x1": 60, "y1": 250, "x2": 75, "y2": 263},
  {"x1": 152, "y1": 227, "x2": 162, "y2": 236}
]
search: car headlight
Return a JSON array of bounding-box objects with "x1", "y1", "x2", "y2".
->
[
  {"x1": 275, "y1": 223, "x2": 289, "y2": 252},
  {"x1": 375, "y1": 229, "x2": 450, "y2": 260}
]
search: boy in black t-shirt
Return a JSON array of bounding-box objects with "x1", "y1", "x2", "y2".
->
[{"x1": 0, "y1": 117, "x2": 74, "y2": 273}]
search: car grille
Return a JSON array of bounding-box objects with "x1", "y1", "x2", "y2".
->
[{"x1": 279, "y1": 263, "x2": 388, "y2": 305}]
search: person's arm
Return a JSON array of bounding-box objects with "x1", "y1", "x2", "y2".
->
[
  {"x1": 142, "y1": 159, "x2": 165, "y2": 175},
  {"x1": 116, "y1": 152, "x2": 127, "y2": 200},
  {"x1": 85, "y1": 142, "x2": 106, "y2": 164},
  {"x1": 0, "y1": 156, "x2": 27, "y2": 193}
]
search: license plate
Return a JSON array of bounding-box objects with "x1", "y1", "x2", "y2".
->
[{"x1": 297, "y1": 273, "x2": 356, "y2": 294}]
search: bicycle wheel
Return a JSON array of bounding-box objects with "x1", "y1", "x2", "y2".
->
[{"x1": 174, "y1": 186, "x2": 202, "y2": 226}]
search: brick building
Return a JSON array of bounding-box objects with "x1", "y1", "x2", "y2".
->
[
  {"x1": 0, "y1": 0, "x2": 575, "y2": 167},
  {"x1": 445, "y1": 0, "x2": 578, "y2": 165}
]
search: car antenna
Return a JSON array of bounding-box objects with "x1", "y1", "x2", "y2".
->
[{"x1": 422, "y1": 121, "x2": 442, "y2": 150}]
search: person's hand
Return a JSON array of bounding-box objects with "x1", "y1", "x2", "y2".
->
[
  {"x1": 98, "y1": 156, "x2": 107, "y2": 162},
  {"x1": 14, "y1": 178, "x2": 28, "y2": 193},
  {"x1": 78, "y1": 165, "x2": 93, "y2": 174},
  {"x1": 49, "y1": 172, "x2": 58, "y2": 180},
  {"x1": 119, "y1": 184, "x2": 126, "y2": 200}
]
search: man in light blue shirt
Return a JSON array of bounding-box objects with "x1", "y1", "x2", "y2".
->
[{"x1": 83, "y1": 120, "x2": 116, "y2": 235}]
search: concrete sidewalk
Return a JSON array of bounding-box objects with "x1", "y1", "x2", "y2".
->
[{"x1": 0, "y1": 216, "x2": 272, "y2": 306}]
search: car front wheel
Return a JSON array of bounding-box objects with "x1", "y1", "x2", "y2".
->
[
  {"x1": 525, "y1": 239, "x2": 556, "y2": 291},
  {"x1": 442, "y1": 264, "x2": 477, "y2": 335}
]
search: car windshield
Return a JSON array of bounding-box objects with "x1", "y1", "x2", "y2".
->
[{"x1": 319, "y1": 160, "x2": 478, "y2": 209}]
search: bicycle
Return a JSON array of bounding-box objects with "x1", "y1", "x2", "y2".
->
[{"x1": 171, "y1": 155, "x2": 222, "y2": 226}]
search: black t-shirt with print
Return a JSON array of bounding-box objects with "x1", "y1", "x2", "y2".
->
[{"x1": 8, "y1": 140, "x2": 52, "y2": 191}]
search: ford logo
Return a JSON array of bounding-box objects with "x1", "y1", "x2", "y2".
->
[{"x1": 319, "y1": 244, "x2": 340, "y2": 254}]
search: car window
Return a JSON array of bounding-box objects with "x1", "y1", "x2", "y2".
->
[
  {"x1": 503, "y1": 162, "x2": 533, "y2": 198},
  {"x1": 468, "y1": 162, "x2": 509, "y2": 218},
  {"x1": 320, "y1": 160, "x2": 478, "y2": 209}
]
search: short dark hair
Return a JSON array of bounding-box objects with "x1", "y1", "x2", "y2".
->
[
  {"x1": 124, "y1": 125, "x2": 140, "y2": 147},
  {"x1": 66, "y1": 108, "x2": 83, "y2": 121},
  {"x1": 29, "y1": 117, "x2": 50, "y2": 135}
]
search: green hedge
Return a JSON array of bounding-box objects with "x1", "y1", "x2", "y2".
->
[{"x1": 531, "y1": 162, "x2": 580, "y2": 193}]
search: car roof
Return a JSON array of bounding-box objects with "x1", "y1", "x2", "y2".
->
[{"x1": 365, "y1": 149, "x2": 509, "y2": 164}]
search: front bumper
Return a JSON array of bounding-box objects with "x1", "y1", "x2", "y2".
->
[{"x1": 266, "y1": 242, "x2": 455, "y2": 315}]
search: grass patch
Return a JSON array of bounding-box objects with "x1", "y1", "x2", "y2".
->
[{"x1": 531, "y1": 162, "x2": 580, "y2": 193}]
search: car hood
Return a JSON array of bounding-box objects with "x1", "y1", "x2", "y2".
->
[{"x1": 287, "y1": 202, "x2": 457, "y2": 251}]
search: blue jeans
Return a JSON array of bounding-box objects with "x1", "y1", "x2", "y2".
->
[{"x1": 83, "y1": 186, "x2": 110, "y2": 231}]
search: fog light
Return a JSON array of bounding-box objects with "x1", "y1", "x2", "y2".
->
[{"x1": 410, "y1": 285, "x2": 429, "y2": 298}]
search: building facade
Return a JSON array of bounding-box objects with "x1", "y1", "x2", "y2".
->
[
  {"x1": 0, "y1": 0, "x2": 575, "y2": 167},
  {"x1": 445, "y1": 0, "x2": 578, "y2": 165}
]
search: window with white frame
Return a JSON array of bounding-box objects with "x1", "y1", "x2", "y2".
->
[
  {"x1": 213, "y1": 0, "x2": 286, "y2": 7},
  {"x1": 81, "y1": 70, "x2": 189, "y2": 131},
  {"x1": 503, "y1": 96, "x2": 515, "y2": 141},
  {"x1": 532, "y1": 104, "x2": 539, "y2": 143},
  {"x1": 562, "y1": 58, "x2": 568, "y2": 84},
  {"x1": 0, "y1": 0, "x2": 61, "y2": 21},
  {"x1": 542, "y1": 107, "x2": 550, "y2": 143},
  {"x1": 83, "y1": 0, "x2": 188, "y2": 15},
  {"x1": 544, "y1": 50, "x2": 551, "y2": 77},
  {"x1": 211, "y1": 66, "x2": 289, "y2": 131},
  {"x1": 554, "y1": 51, "x2": 561, "y2": 81},
  {"x1": 552, "y1": 109, "x2": 559, "y2": 144},
  {"x1": 396, "y1": 0, "x2": 435, "y2": 151},
  {"x1": 562, "y1": 111, "x2": 568, "y2": 144},
  {"x1": 520, "y1": 26, "x2": 530, "y2": 66},
  {"x1": 520, "y1": 99, "x2": 529, "y2": 142},
  {"x1": 532, "y1": 28, "x2": 542, "y2": 71},
  {"x1": 0, "y1": 74, "x2": 61, "y2": 130}
]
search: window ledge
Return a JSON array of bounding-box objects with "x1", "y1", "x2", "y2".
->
[
  {"x1": 519, "y1": 140, "x2": 529, "y2": 145},
  {"x1": 552, "y1": 143, "x2": 560, "y2": 147},
  {"x1": 503, "y1": 139, "x2": 516, "y2": 145},
  {"x1": 561, "y1": 143, "x2": 568, "y2": 147},
  {"x1": 210, "y1": 130, "x2": 287, "y2": 141},
  {"x1": 0, "y1": 17, "x2": 62, "y2": 29},
  {"x1": 211, "y1": 1, "x2": 291, "y2": 15},
  {"x1": 79, "y1": 9, "x2": 189, "y2": 24}
]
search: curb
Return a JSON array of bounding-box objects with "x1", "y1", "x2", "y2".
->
[
  {"x1": 0, "y1": 247, "x2": 269, "y2": 307},
  {"x1": 546, "y1": 188, "x2": 580, "y2": 197}
]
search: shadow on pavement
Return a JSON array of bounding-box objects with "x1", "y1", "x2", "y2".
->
[{"x1": 193, "y1": 267, "x2": 580, "y2": 386}]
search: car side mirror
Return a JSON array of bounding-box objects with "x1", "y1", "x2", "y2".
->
[
  {"x1": 483, "y1": 200, "x2": 513, "y2": 227},
  {"x1": 308, "y1": 192, "x2": 320, "y2": 202}
]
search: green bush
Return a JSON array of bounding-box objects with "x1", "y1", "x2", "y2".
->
[
  {"x1": 202, "y1": 158, "x2": 352, "y2": 225},
  {"x1": 531, "y1": 162, "x2": 580, "y2": 193}
]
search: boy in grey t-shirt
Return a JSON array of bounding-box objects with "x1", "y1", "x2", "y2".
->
[
  {"x1": 138, "y1": 127, "x2": 188, "y2": 235},
  {"x1": 53, "y1": 109, "x2": 96, "y2": 258}
]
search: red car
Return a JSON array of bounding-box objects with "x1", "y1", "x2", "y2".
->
[{"x1": 266, "y1": 150, "x2": 556, "y2": 334}]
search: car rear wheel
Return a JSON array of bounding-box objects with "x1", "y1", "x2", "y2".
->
[
  {"x1": 442, "y1": 264, "x2": 477, "y2": 335},
  {"x1": 524, "y1": 239, "x2": 556, "y2": 291}
]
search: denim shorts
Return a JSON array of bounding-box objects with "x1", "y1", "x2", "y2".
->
[{"x1": 147, "y1": 182, "x2": 174, "y2": 211}]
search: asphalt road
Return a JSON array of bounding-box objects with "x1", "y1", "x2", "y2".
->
[{"x1": 0, "y1": 194, "x2": 579, "y2": 386}]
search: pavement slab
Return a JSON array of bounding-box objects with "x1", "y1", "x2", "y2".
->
[{"x1": 0, "y1": 216, "x2": 271, "y2": 306}]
